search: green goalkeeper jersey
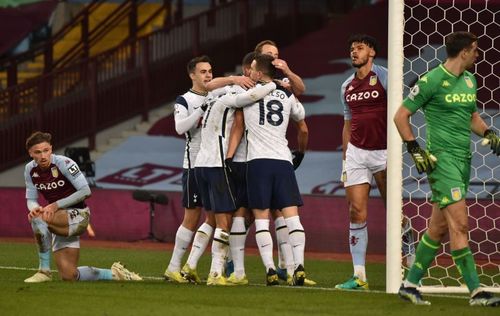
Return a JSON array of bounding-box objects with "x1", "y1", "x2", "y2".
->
[{"x1": 403, "y1": 64, "x2": 477, "y2": 156}]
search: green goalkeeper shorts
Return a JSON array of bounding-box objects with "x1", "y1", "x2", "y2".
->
[{"x1": 427, "y1": 152, "x2": 471, "y2": 209}]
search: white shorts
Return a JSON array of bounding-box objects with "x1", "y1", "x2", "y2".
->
[
  {"x1": 52, "y1": 207, "x2": 90, "y2": 252},
  {"x1": 344, "y1": 142, "x2": 386, "y2": 187}
]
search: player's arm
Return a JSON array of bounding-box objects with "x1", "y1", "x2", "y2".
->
[
  {"x1": 25, "y1": 165, "x2": 42, "y2": 220},
  {"x1": 205, "y1": 76, "x2": 255, "y2": 91},
  {"x1": 471, "y1": 111, "x2": 500, "y2": 155},
  {"x1": 340, "y1": 83, "x2": 351, "y2": 182},
  {"x1": 342, "y1": 120, "x2": 351, "y2": 160},
  {"x1": 224, "y1": 81, "x2": 276, "y2": 108},
  {"x1": 394, "y1": 105, "x2": 436, "y2": 174},
  {"x1": 226, "y1": 110, "x2": 245, "y2": 160},
  {"x1": 289, "y1": 98, "x2": 308, "y2": 169},
  {"x1": 291, "y1": 119, "x2": 308, "y2": 170},
  {"x1": 393, "y1": 105, "x2": 416, "y2": 142},
  {"x1": 174, "y1": 98, "x2": 205, "y2": 135},
  {"x1": 272, "y1": 59, "x2": 305, "y2": 96}
]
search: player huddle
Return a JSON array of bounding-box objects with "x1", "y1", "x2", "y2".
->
[{"x1": 22, "y1": 33, "x2": 500, "y2": 307}]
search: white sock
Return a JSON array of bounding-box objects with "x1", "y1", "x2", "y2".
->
[
  {"x1": 350, "y1": 221, "x2": 368, "y2": 281},
  {"x1": 186, "y1": 222, "x2": 214, "y2": 269},
  {"x1": 255, "y1": 219, "x2": 275, "y2": 271},
  {"x1": 229, "y1": 217, "x2": 247, "y2": 278},
  {"x1": 209, "y1": 228, "x2": 229, "y2": 276},
  {"x1": 167, "y1": 225, "x2": 194, "y2": 272},
  {"x1": 31, "y1": 217, "x2": 51, "y2": 271},
  {"x1": 285, "y1": 216, "x2": 305, "y2": 269},
  {"x1": 274, "y1": 217, "x2": 294, "y2": 275}
]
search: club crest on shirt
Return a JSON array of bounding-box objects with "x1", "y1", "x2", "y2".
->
[
  {"x1": 464, "y1": 76, "x2": 473, "y2": 88},
  {"x1": 451, "y1": 187, "x2": 462, "y2": 201},
  {"x1": 369, "y1": 75, "x2": 378, "y2": 86},
  {"x1": 51, "y1": 167, "x2": 59, "y2": 178}
]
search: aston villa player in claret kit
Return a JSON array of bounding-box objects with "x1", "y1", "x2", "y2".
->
[
  {"x1": 24, "y1": 131, "x2": 142, "y2": 283},
  {"x1": 336, "y1": 34, "x2": 415, "y2": 290}
]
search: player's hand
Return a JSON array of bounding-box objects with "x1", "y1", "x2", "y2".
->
[
  {"x1": 405, "y1": 140, "x2": 437, "y2": 174},
  {"x1": 41, "y1": 203, "x2": 58, "y2": 223},
  {"x1": 482, "y1": 129, "x2": 500, "y2": 156},
  {"x1": 340, "y1": 160, "x2": 347, "y2": 183},
  {"x1": 292, "y1": 151, "x2": 304, "y2": 170},
  {"x1": 232, "y1": 76, "x2": 255, "y2": 90},
  {"x1": 224, "y1": 157, "x2": 234, "y2": 176},
  {"x1": 272, "y1": 58, "x2": 291, "y2": 75},
  {"x1": 28, "y1": 206, "x2": 43, "y2": 221}
]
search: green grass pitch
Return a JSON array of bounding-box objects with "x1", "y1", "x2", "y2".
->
[{"x1": 0, "y1": 241, "x2": 497, "y2": 315}]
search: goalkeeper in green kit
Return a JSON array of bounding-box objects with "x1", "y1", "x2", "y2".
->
[{"x1": 394, "y1": 31, "x2": 500, "y2": 307}]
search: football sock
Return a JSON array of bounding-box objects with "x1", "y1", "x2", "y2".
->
[
  {"x1": 31, "y1": 217, "x2": 51, "y2": 271},
  {"x1": 349, "y1": 221, "x2": 367, "y2": 281},
  {"x1": 210, "y1": 228, "x2": 230, "y2": 276},
  {"x1": 77, "y1": 266, "x2": 113, "y2": 281},
  {"x1": 167, "y1": 225, "x2": 194, "y2": 272},
  {"x1": 285, "y1": 216, "x2": 305, "y2": 269},
  {"x1": 186, "y1": 222, "x2": 213, "y2": 269},
  {"x1": 452, "y1": 247, "x2": 480, "y2": 293},
  {"x1": 406, "y1": 233, "x2": 440, "y2": 286},
  {"x1": 230, "y1": 216, "x2": 247, "y2": 278},
  {"x1": 275, "y1": 217, "x2": 294, "y2": 274},
  {"x1": 255, "y1": 219, "x2": 275, "y2": 271}
]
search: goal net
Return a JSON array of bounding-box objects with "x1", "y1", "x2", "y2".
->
[{"x1": 387, "y1": 0, "x2": 499, "y2": 293}]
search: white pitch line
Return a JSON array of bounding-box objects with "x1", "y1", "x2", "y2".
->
[{"x1": 0, "y1": 265, "x2": 469, "y2": 300}]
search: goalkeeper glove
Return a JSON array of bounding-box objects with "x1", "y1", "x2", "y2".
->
[
  {"x1": 340, "y1": 160, "x2": 347, "y2": 183},
  {"x1": 482, "y1": 129, "x2": 500, "y2": 156},
  {"x1": 292, "y1": 151, "x2": 304, "y2": 170},
  {"x1": 405, "y1": 140, "x2": 437, "y2": 174}
]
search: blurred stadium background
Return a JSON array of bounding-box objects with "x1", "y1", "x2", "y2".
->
[{"x1": 0, "y1": 0, "x2": 390, "y2": 255}]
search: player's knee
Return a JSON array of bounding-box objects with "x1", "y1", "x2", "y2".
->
[
  {"x1": 349, "y1": 203, "x2": 367, "y2": 222},
  {"x1": 60, "y1": 268, "x2": 78, "y2": 281}
]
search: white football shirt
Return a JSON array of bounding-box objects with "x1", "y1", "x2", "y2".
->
[{"x1": 173, "y1": 89, "x2": 209, "y2": 169}]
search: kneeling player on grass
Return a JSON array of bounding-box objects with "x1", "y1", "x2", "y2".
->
[{"x1": 24, "y1": 131, "x2": 142, "y2": 282}]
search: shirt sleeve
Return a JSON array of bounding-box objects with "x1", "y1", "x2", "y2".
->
[
  {"x1": 55, "y1": 157, "x2": 91, "y2": 209},
  {"x1": 340, "y1": 77, "x2": 352, "y2": 120},
  {"x1": 372, "y1": 64, "x2": 388, "y2": 91},
  {"x1": 24, "y1": 163, "x2": 39, "y2": 201},
  {"x1": 402, "y1": 74, "x2": 434, "y2": 113},
  {"x1": 174, "y1": 96, "x2": 204, "y2": 135},
  {"x1": 290, "y1": 98, "x2": 305, "y2": 122}
]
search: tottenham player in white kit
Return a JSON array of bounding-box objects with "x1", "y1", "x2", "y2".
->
[
  {"x1": 194, "y1": 75, "x2": 277, "y2": 285},
  {"x1": 164, "y1": 55, "x2": 216, "y2": 284},
  {"x1": 24, "y1": 131, "x2": 141, "y2": 282},
  {"x1": 335, "y1": 34, "x2": 414, "y2": 290},
  {"x1": 229, "y1": 54, "x2": 307, "y2": 285}
]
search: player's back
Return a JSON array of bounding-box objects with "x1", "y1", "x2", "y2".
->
[
  {"x1": 243, "y1": 83, "x2": 298, "y2": 162},
  {"x1": 195, "y1": 85, "x2": 246, "y2": 167}
]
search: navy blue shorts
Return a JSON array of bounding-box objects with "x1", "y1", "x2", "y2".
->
[
  {"x1": 182, "y1": 168, "x2": 203, "y2": 208},
  {"x1": 195, "y1": 167, "x2": 236, "y2": 213},
  {"x1": 246, "y1": 159, "x2": 303, "y2": 210},
  {"x1": 232, "y1": 161, "x2": 248, "y2": 209}
]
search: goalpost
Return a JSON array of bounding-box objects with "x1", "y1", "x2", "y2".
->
[{"x1": 387, "y1": 0, "x2": 500, "y2": 294}]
